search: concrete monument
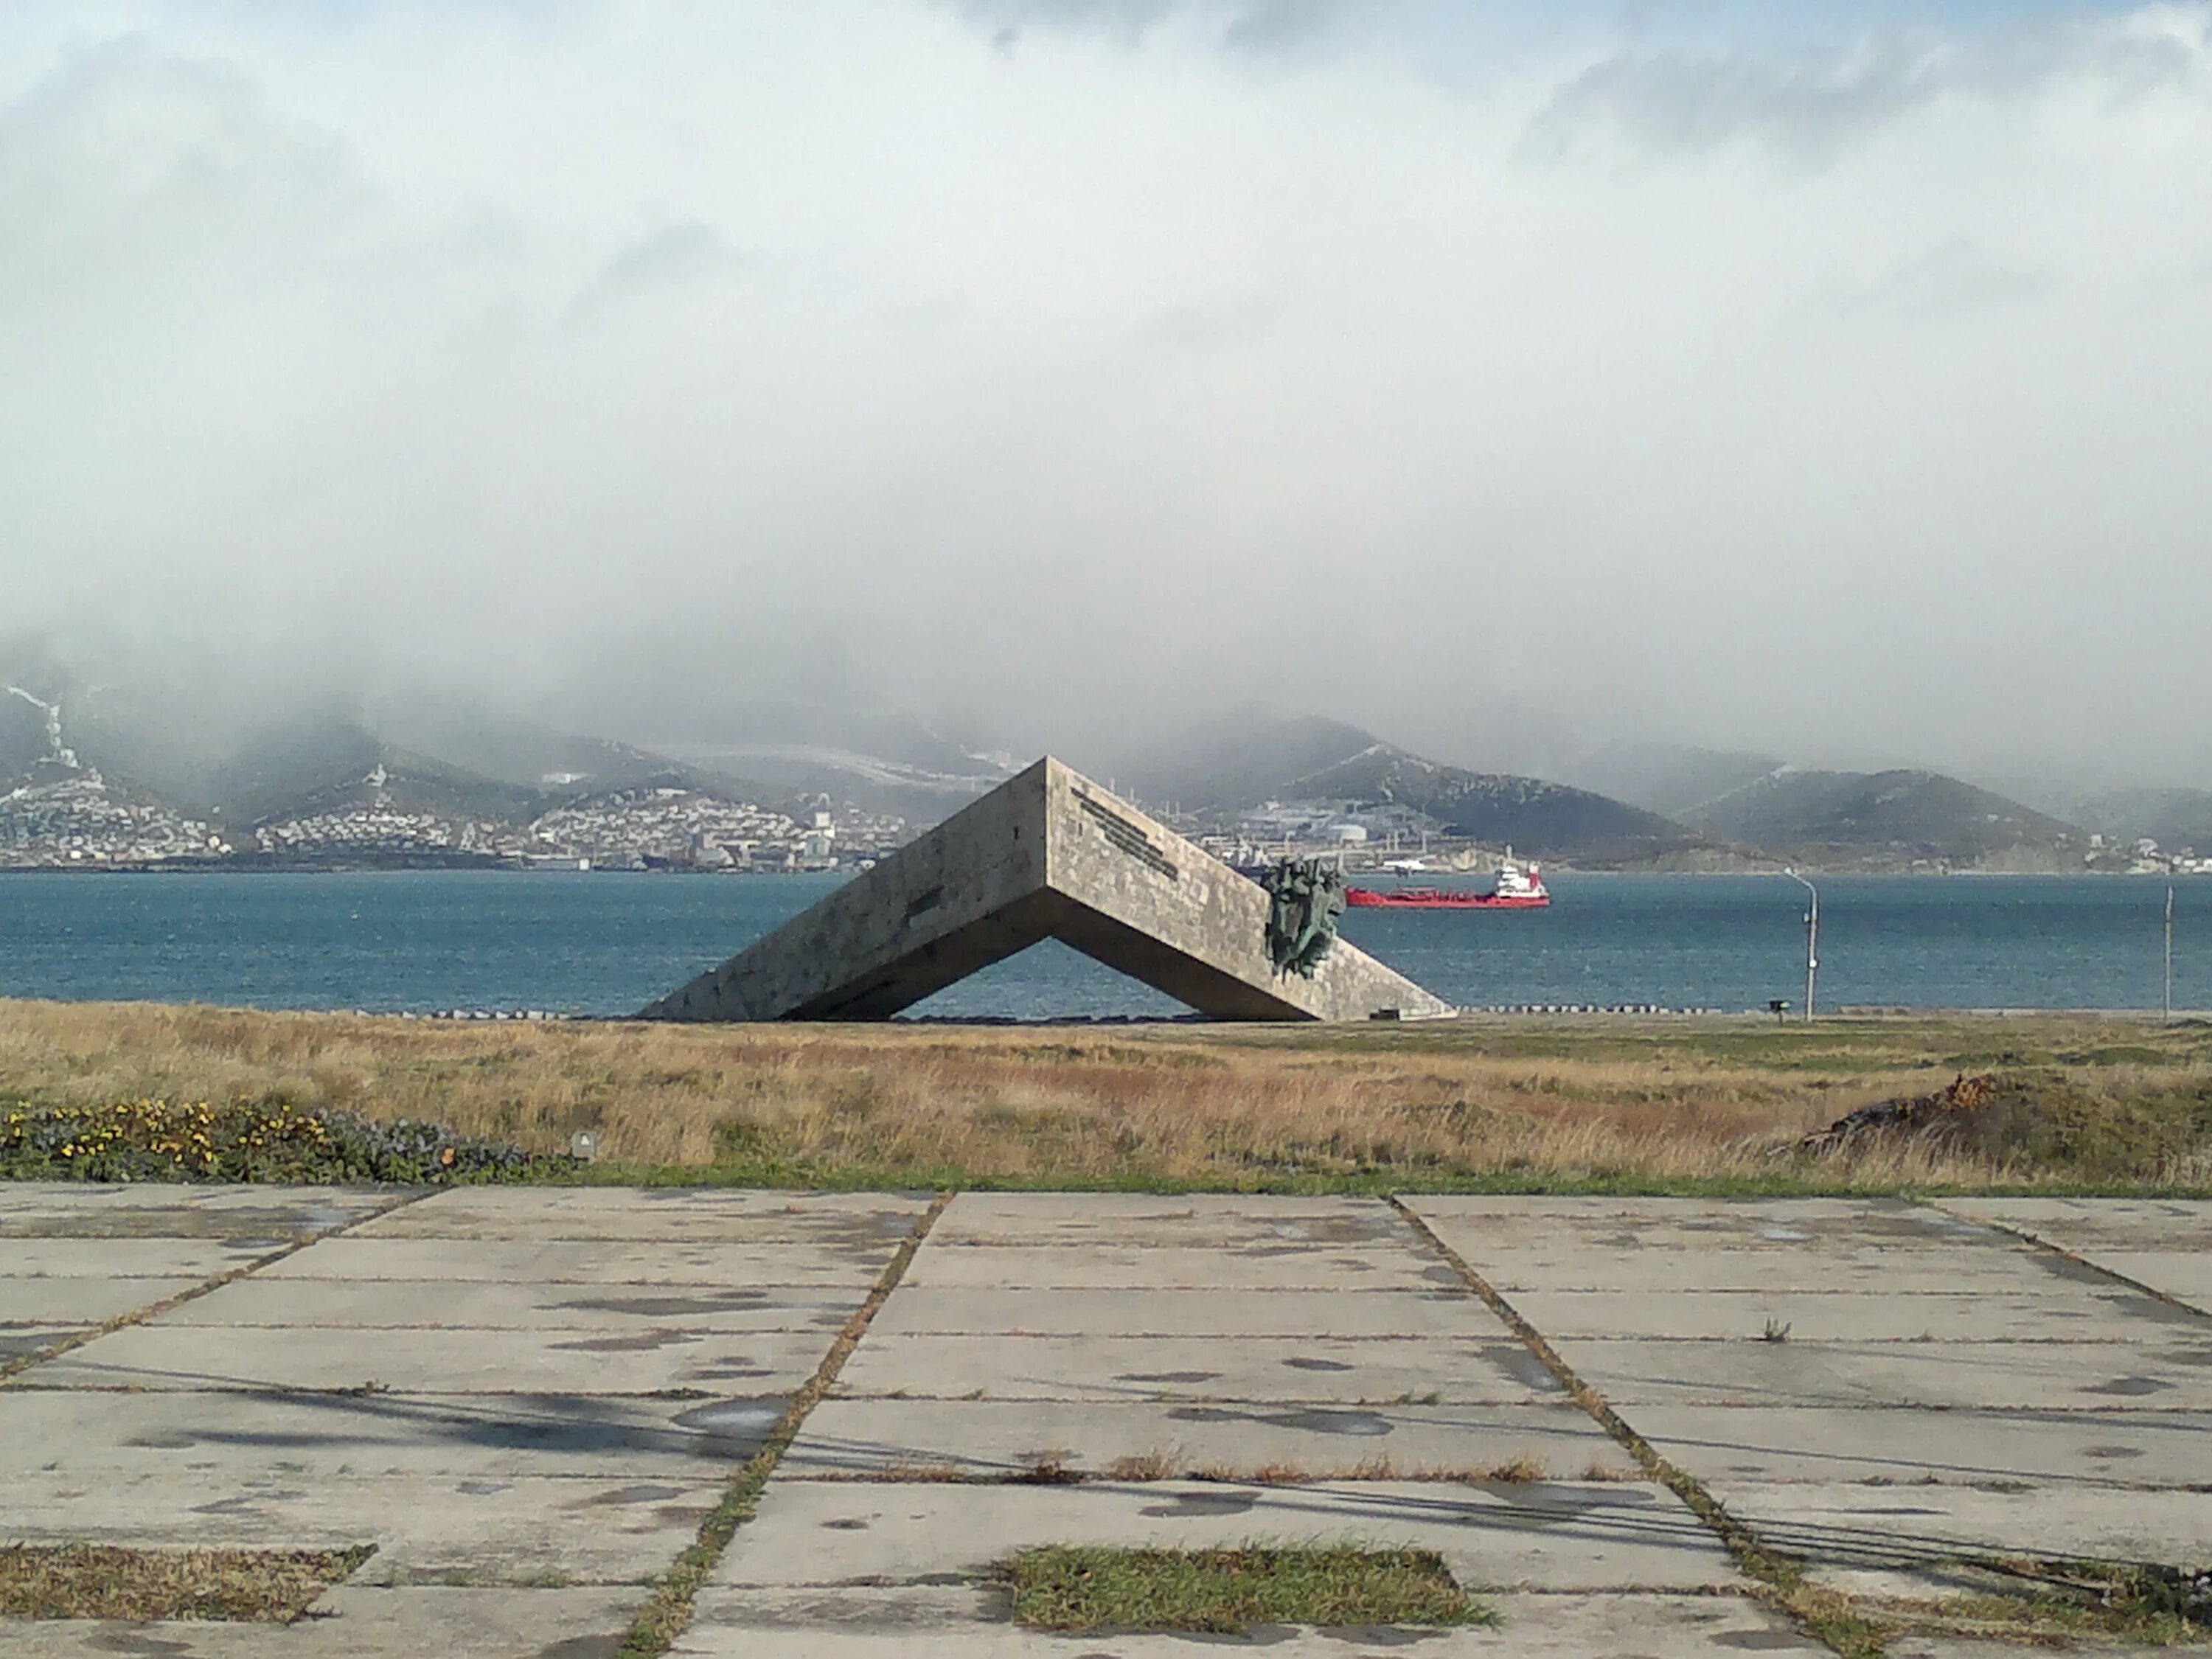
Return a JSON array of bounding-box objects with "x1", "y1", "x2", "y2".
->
[{"x1": 639, "y1": 757, "x2": 1453, "y2": 1022}]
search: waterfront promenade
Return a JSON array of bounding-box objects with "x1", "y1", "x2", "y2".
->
[{"x1": 3, "y1": 1186, "x2": 2208, "y2": 1655}]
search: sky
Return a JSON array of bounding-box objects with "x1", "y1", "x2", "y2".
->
[{"x1": 2, "y1": 0, "x2": 2209, "y2": 787}]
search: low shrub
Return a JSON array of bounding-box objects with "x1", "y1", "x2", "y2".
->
[{"x1": 0, "y1": 1096, "x2": 571, "y2": 1184}]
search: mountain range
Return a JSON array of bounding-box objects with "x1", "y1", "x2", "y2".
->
[{"x1": 0, "y1": 668, "x2": 2186, "y2": 871}]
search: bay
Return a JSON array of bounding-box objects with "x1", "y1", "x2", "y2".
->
[{"x1": 0, "y1": 872, "x2": 2204, "y2": 1019}]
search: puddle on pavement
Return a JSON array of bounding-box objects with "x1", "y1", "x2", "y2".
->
[
  {"x1": 557, "y1": 1291, "x2": 776, "y2": 1315},
  {"x1": 1166, "y1": 1405, "x2": 1395, "y2": 1437},
  {"x1": 549, "y1": 1331, "x2": 707, "y2": 1353},
  {"x1": 1495, "y1": 1346, "x2": 1565, "y2": 1393},
  {"x1": 1139, "y1": 1491, "x2": 1259, "y2": 1517},
  {"x1": 673, "y1": 1394, "x2": 789, "y2": 1453},
  {"x1": 2096, "y1": 1291, "x2": 2205, "y2": 1328},
  {"x1": 574, "y1": 1483, "x2": 688, "y2": 1507},
  {"x1": 0, "y1": 1203, "x2": 364, "y2": 1241},
  {"x1": 1711, "y1": 1632, "x2": 1812, "y2": 1651}
]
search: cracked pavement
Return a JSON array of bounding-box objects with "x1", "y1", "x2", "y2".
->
[{"x1": 4, "y1": 1186, "x2": 2208, "y2": 1656}]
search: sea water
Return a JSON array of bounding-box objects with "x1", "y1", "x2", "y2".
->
[{"x1": 0, "y1": 871, "x2": 2205, "y2": 1018}]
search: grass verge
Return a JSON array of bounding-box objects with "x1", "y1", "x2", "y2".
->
[
  {"x1": 612, "y1": 1191, "x2": 950, "y2": 1658},
  {"x1": 1004, "y1": 1545, "x2": 1488, "y2": 1633},
  {"x1": 7, "y1": 1001, "x2": 2212, "y2": 1194},
  {"x1": 0, "y1": 1543, "x2": 373, "y2": 1621},
  {"x1": 1773, "y1": 1560, "x2": 2212, "y2": 1652}
]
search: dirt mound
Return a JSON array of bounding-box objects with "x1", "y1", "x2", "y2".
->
[
  {"x1": 1799, "y1": 1074, "x2": 2002, "y2": 1153},
  {"x1": 1801, "y1": 1070, "x2": 2212, "y2": 1181}
]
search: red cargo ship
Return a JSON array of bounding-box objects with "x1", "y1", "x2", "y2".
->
[{"x1": 1346, "y1": 856, "x2": 1548, "y2": 911}]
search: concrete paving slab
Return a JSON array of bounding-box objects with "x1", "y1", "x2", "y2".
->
[
  {"x1": 1943, "y1": 1197, "x2": 2212, "y2": 1252},
  {"x1": 1403, "y1": 1194, "x2": 2000, "y2": 1242},
  {"x1": 928, "y1": 1193, "x2": 1411, "y2": 1249},
  {"x1": 2028, "y1": 1252, "x2": 2212, "y2": 1313},
  {"x1": 1458, "y1": 1248, "x2": 2070, "y2": 1295},
  {"x1": 0, "y1": 1276, "x2": 209, "y2": 1326},
  {"x1": 1505, "y1": 1288, "x2": 2177, "y2": 1343},
  {"x1": 684, "y1": 1584, "x2": 999, "y2": 1635},
  {"x1": 0, "y1": 1585, "x2": 640, "y2": 1658},
  {"x1": 0, "y1": 1324, "x2": 76, "y2": 1359},
  {"x1": 675, "y1": 1587, "x2": 1826, "y2": 1656},
  {"x1": 784, "y1": 1397, "x2": 1635, "y2": 1479},
  {"x1": 1548, "y1": 1337, "x2": 2212, "y2": 1410},
  {"x1": 0, "y1": 1185, "x2": 400, "y2": 1237},
  {"x1": 1632, "y1": 1405, "x2": 2212, "y2": 1488},
  {"x1": 1714, "y1": 1480, "x2": 2212, "y2": 1574},
  {"x1": 832, "y1": 1333, "x2": 1562, "y2": 1405},
  {"x1": 0, "y1": 1470, "x2": 722, "y2": 1585},
  {"x1": 354, "y1": 1187, "x2": 928, "y2": 1244},
  {"x1": 867, "y1": 1286, "x2": 1506, "y2": 1339},
  {"x1": 21, "y1": 1322, "x2": 843, "y2": 1394},
  {"x1": 1, "y1": 1239, "x2": 293, "y2": 1278},
  {"x1": 902, "y1": 1244, "x2": 1459, "y2": 1292},
  {"x1": 1941, "y1": 1200, "x2": 2212, "y2": 1314},
  {"x1": 0, "y1": 1388, "x2": 782, "y2": 1477},
  {"x1": 1400, "y1": 1197, "x2": 2109, "y2": 1298},
  {"x1": 151, "y1": 1278, "x2": 863, "y2": 1332},
  {"x1": 258, "y1": 1237, "x2": 891, "y2": 1285},
  {"x1": 714, "y1": 1481, "x2": 1740, "y2": 1593}
]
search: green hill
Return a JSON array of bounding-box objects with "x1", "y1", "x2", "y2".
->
[
  {"x1": 1114, "y1": 714, "x2": 1712, "y2": 866},
  {"x1": 1683, "y1": 768, "x2": 2084, "y2": 869}
]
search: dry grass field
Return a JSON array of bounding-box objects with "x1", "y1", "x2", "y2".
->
[{"x1": 4, "y1": 998, "x2": 2211, "y2": 1192}]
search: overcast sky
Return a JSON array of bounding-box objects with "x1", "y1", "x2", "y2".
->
[{"x1": 3, "y1": 1, "x2": 2209, "y2": 785}]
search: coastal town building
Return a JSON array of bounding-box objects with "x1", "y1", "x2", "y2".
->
[
  {"x1": 0, "y1": 774, "x2": 229, "y2": 866},
  {"x1": 0, "y1": 769, "x2": 909, "y2": 873}
]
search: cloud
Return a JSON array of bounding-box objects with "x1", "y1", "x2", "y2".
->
[
  {"x1": 567, "y1": 220, "x2": 745, "y2": 320},
  {"x1": 942, "y1": 0, "x2": 1178, "y2": 47},
  {"x1": 1836, "y1": 238, "x2": 2057, "y2": 319},
  {"x1": 1220, "y1": 0, "x2": 1347, "y2": 57},
  {"x1": 3, "y1": 2, "x2": 2212, "y2": 790},
  {"x1": 1520, "y1": 10, "x2": 2212, "y2": 164},
  {"x1": 1522, "y1": 36, "x2": 1952, "y2": 164},
  {"x1": 941, "y1": 0, "x2": 1351, "y2": 55}
]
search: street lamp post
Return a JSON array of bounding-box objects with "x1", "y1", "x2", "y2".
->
[
  {"x1": 1784, "y1": 869, "x2": 1819, "y2": 1023},
  {"x1": 2166, "y1": 885, "x2": 2176, "y2": 1024}
]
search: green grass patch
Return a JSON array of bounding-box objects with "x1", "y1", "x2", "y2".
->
[
  {"x1": 1004, "y1": 1545, "x2": 1488, "y2": 1632},
  {"x1": 0, "y1": 1543, "x2": 372, "y2": 1621}
]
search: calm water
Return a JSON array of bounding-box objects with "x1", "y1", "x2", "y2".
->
[{"x1": 0, "y1": 872, "x2": 2205, "y2": 1018}]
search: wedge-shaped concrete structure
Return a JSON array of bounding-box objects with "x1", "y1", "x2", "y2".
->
[{"x1": 641, "y1": 757, "x2": 1453, "y2": 1022}]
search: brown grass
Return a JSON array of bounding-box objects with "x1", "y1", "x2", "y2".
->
[
  {"x1": 0, "y1": 1544, "x2": 372, "y2": 1621},
  {"x1": 2, "y1": 999, "x2": 2209, "y2": 1189}
]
